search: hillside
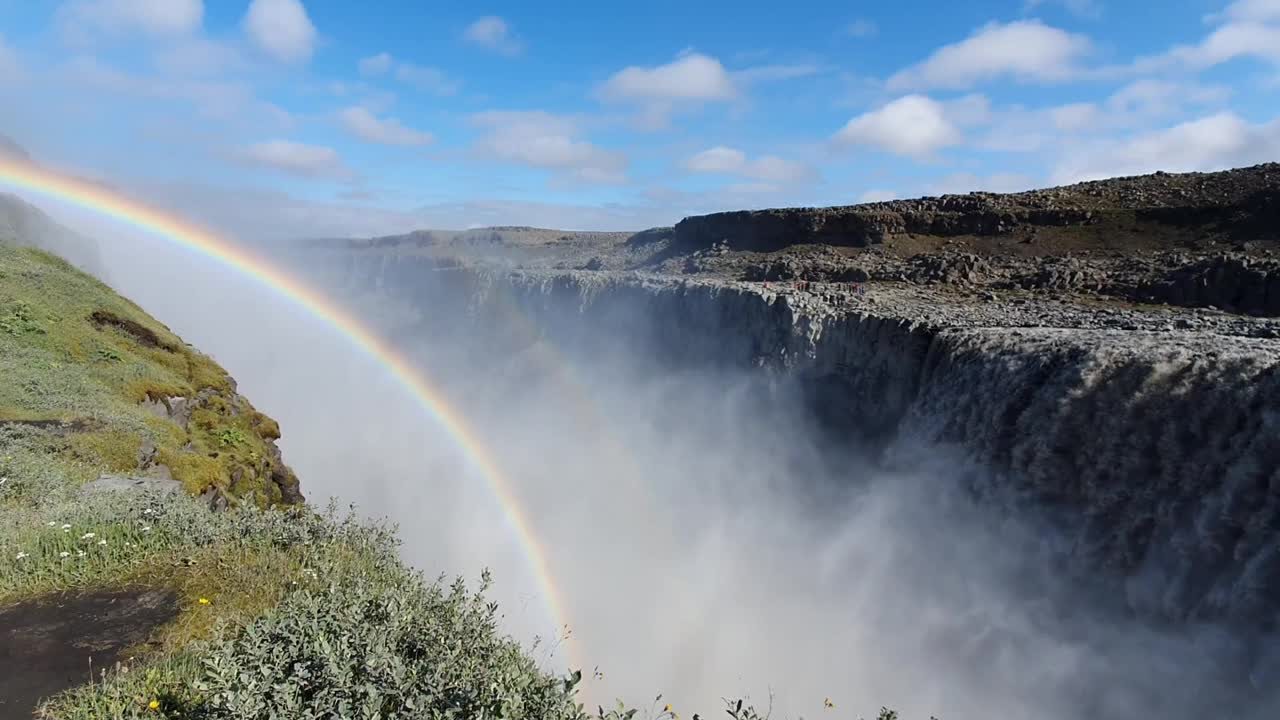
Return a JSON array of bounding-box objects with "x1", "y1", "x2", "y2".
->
[
  {"x1": 0, "y1": 194, "x2": 107, "y2": 282},
  {"x1": 0, "y1": 241, "x2": 595, "y2": 719},
  {"x1": 0, "y1": 225, "x2": 811, "y2": 719}
]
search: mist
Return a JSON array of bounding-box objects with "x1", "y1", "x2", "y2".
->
[{"x1": 59, "y1": 209, "x2": 1278, "y2": 720}]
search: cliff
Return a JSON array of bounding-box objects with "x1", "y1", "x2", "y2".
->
[{"x1": 300, "y1": 252, "x2": 1280, "y2": 638}]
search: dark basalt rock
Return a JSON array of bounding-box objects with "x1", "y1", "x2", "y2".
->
[{"x1": 674, "y1": 163, "x2": 1280, "y2": 253}]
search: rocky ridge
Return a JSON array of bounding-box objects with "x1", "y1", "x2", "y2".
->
[
  {"x1": 303, "y1": 163, "x2": 1280, "y2": 318},
  {"x1": 672, "y1": 163, "x2": 1280, "y2": 253}
]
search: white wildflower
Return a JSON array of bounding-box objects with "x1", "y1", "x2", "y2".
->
[
  {"x1": 141, "y1": 526, "x2": 152, "y2": 533},
  {"x1": 46, "y1": 521, "x2": 56, "y2": 527},
  {"x1": 143, "y1": 508, "x2": 154, "y2": 515},
  {"x1": 98, "y1": 539, "x2": 107, "y2": 546},
  {"x1": 76, "y1": 550, "x2": 85, "y2": 558},
  {"x1": 15, "y1": 551, "x2": 28, "y2": 560},
  {"x1": 59, "y1": 551, "x2": 70, "y2": 558},
  {"x1": 61, "y1": 523, "x2": 71, "y2": 531},
  {"x1": 80, "y1": 532, "x2": 95, "y2": 540}
]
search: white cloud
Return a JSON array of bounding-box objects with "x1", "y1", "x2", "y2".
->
[
  {"x1": 599, "y1": 53, "x2": 738, "y2": 129},
  {"x1": 1213, "y1": 0, "x2": 1280, "y2": 23},
  {"x1": 463, "y1": 16, "x2": 524, "y2": 56},
  {"x1": 471, "y1": 111, "x2": 627, "y2": 184},
  {"x1": 354, "y1": 53, "x2": 458, "y2": 94},
  {"x1": 834, "y1": 95, "x2": 962, "y2": 159},
  {"x1": 396, "y1": 63, "x2": 460, "y2": 95},
  {"x1": 887, "y1": 20, "x2": 1091, "y2": 91},
  {"x1": 742, "y1": 156, "x2": 814, "y2": 183},
  {"x1": 57, "y1": 0, "x2": 204, "y2": 40},
  {"x1": 339, "y1": 107, "x2": 432, "y2": 146},
  {"x1": 846, "y1": 19, "x2": 878, "y2": 37},
  {"x1": 858, "y1": 189, "x2": 899, "y2": 203},
  {"x1": 1135, "y1": 0, "x2": 1280, "y2": 71},
  {"x1": 60, "y1": 55, "x2": 292, "y2": 127},
  {"x1": 723, "y1": 181, "x2": 786, "y2": 194},
  {"x1": 1106, "y1": 79, "x2": 1230, "y2": 117},
  {"x1": 1052, "y1": 112, "x2": 1280, "y2": 183},
  {"x1": 1166, "y1": 21, "x2": 1280, "y2": 66},
  {"x1": 1048, "y1": 102, "x2": 1101, "y2": 131},
  {"x1": 152, "y1": 38, "x2": 245, "y2": 77},
  {"x1": 237, "y1": 140, "x2": 348, "y2": 179},
  {"x1": 243, "y1": 0, "x2": 317, "y2": 64},
  {"x1": 601, "y1": 53, "x2": 737, "y2": 102},
  {"x1": 942, "y1": 93, "x2": 994, "y2": 126},
  {"x1": 328, "y1": 80, "x2": 397, "y2": 114},
  {"x1": 683, "y1": 146, "x2": 814, "y2": 183},
  {"x1": 732, "y1": 63, "x2": 822, "y2": 84},
  {"x1": 1022, "y1": 0, "x2": 1102, "y2": 19},
  {"x1": 358, "y1": 52, "x2": 393, "y2": 76},
  {"x1": 973, "y1": 79, "x2": 1233, "y2": 154},
  {"x1": 685, "y1": 146, "x2": 747, "y2": 174}
]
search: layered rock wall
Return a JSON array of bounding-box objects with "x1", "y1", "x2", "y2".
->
[{"x1": 301, "y1": 250, "x2": 1280, "y2": 630}]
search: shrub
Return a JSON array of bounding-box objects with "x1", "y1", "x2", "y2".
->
[{"x1": 196, "y1": 565, "x2": 583, "y2": 720}]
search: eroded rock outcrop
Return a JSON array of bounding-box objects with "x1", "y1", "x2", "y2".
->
[{"x1": 1137, "y1": 256, "x2": 1280, "y2": 316}]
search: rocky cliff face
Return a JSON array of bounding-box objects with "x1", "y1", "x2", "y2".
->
[
  {"x1": 1135, "y1": 255, "x2": 1280, "y2": 316},
  {"x1": 298, "y1": 250, "x2": 1280, "y2": 640}
]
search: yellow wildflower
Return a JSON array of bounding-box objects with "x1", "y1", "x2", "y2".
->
[
  {"x1": 148, "y1": 699, "x2": 160, "y2": 710},
  {"x1": 197, "y1": 598, "x2": 210, "y2": 605},
  {"x1": 664, "y1": 704, "x2": 673, "y2": 713}
]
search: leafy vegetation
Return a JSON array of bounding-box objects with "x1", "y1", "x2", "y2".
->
[{"x1": 0, "y1": 242, "x2": 924, "y2": 719}]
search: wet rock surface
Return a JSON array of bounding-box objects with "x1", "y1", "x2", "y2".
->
[{"x1": 0, "y1": 589, "x2": 179, "y2": 719}]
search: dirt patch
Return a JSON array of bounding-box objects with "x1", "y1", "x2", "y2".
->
[
  {"x1": 0, "y1": 588, "x2": 179, "y2": 719},
  {"x1": 89, "y1": 310, "x2": 176, "y2": 352}
]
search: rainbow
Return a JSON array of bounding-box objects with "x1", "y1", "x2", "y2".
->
[{"x1": 0, "y1": 155, "x2": 578, "y2": 670}]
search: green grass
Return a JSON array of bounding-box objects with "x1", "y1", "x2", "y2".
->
[
  {"x1": 0, "y1": 244, "x2": 298, "y2": 506},
  {"x1": 0, "y1": 242, "x2": 921, "y2": 719}
]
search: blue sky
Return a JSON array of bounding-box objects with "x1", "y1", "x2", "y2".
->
[{"x1": 0, "y1": 0, "x2": 1278, "y2": 236}]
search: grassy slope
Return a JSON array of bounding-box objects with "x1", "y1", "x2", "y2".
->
[
  {"x1": 0, "y1": 242, "x2": 906, "y2": 720},
  {"x1": 0, "y1": 243, "x2": 587, "y2": 719},
  {"x1": 0, "y1": 244, "x2": 298, "y2": 505}
]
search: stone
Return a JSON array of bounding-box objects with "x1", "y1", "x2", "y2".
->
[{"x1": 80, "y1": 473, "x2": 182, "y2": 497}]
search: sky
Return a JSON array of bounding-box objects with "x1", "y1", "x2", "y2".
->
[{"x1": 0, "y1": 0, "x2": 1278, "y2": 237}]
